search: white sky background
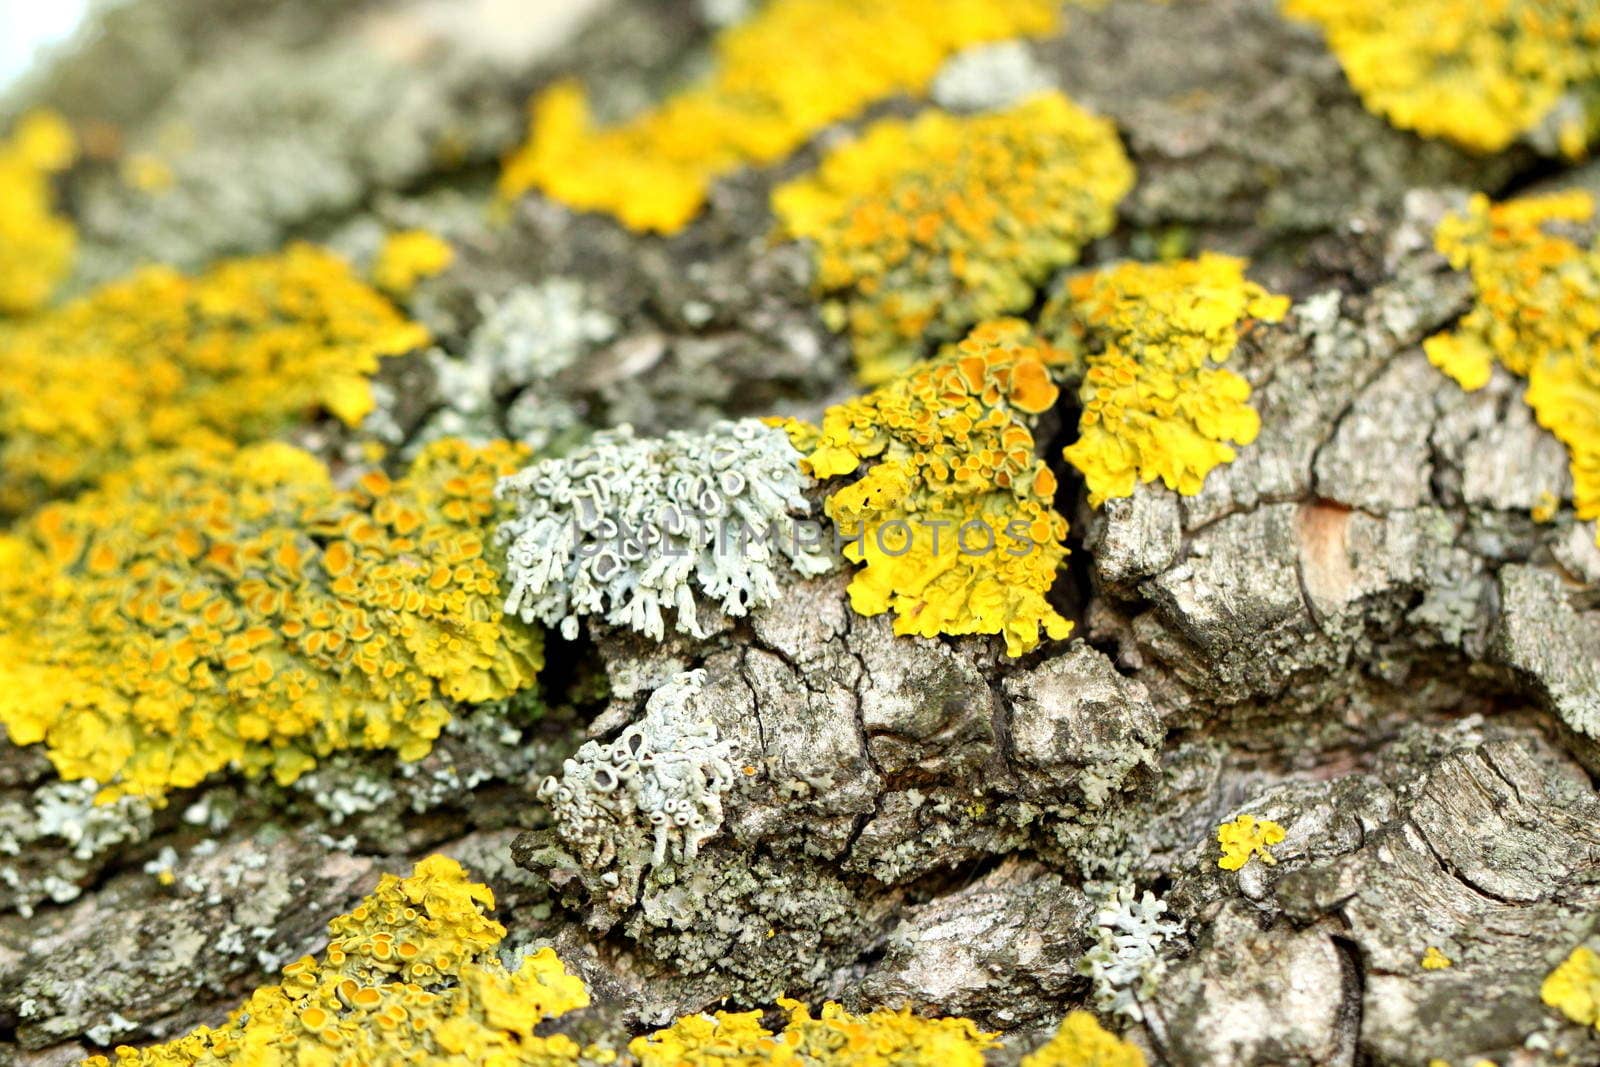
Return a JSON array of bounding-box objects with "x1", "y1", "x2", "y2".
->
[{"x1": 0, "y1": 1, "x2": 91, "y2": 93}]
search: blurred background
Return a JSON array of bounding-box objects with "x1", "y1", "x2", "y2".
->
[{"x1": 0, "y1": 0, "x2": 90, "y2": 91}]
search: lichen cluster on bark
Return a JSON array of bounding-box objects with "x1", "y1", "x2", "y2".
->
[{"x1": 0, "y1": 1, "x2": 1598, "y2": 1065}]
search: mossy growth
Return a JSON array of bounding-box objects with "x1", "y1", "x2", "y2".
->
[
  {"x1": 497, "y1": 0, "x2": 1060, "y2": 234},
  {"x1": 1542, "y1": 944, "x2": 1600, "y2": 1030},
  {"x1": 1283, "y1": 0, "x2": 1600, "y2": 157},
  {"x1": 0, "y1": 109, "x2": 76, "y2": 315},
  {"x1": 373, "y1": 229, "x2": 455, "y2": 299},
  {"x1": 0, "y1": 242, "x2": 428, "y2": 515},
  {"x1": 0, "y1": 438, "x2": 541, "y2": 803},
  {"x1": 1044, "y1": 254, "x2": 1289, "y2": 507},
  {"x1": 82, "y1": 856, "x2": 595, "y2": 1066},
  {"x1": 773, "y1": 91, "x2": 1134, "y2": 384},
  {"x1": 781, "y1": 318, "x2": 1073, "y2": 658},
  {"x1": 1424, "y1": 190, "x2": 1600, "y2": 542}
]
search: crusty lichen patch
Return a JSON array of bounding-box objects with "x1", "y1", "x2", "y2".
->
[
  {"x1": 1282, "y1": 0, "x2": 1600, "y2": 156},
  {"x1": 782, "y1": 318, "x2": 1073, "y2": 657},
  {"x1": 0, "y1": 242, "x2": 427, "y2": 514},
  {"x1": 0, "y1": 438, "x2": 541, "y2": 803},
  {"x1": 0, "y1": 109, "x2": 76, "y2": 315},
  {"x1": 1424, "y1": 190, "x2": 1600, "y2": 543},
  {"x1": 497, "y1": 0, "x2": 1060, "y2": 234},
  {"x1": 773, "y1": 91, "x2": 1133, "y2": 384},
  {"x1": 1046, "y1": 254, "x2": 1289, "y2": 507}
]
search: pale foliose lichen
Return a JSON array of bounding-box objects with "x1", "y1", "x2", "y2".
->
[
  {"x1": 1282, "y1": 0, "x2": 1600, "y2": 157},
  {"x1": 401, "y1": 280, "x2": 616, "y2": 454},
  {"x1": 497, "y1": 418, "x2": 833, "y2": 642},
  {"x1": 1077, "y1": 885, "x2": 1184, "y2": 1022},
  {"x1": 498, "y1": 0, "x2": 1061, "y2": 234},
  {"x1": 539, "y1": 669, "x2": 734, "y2": 873},
  {"x1": 930, "y1": 40, "x2": 1056, "y2": 113}
]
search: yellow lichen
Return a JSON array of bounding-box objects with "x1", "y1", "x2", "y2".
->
[
  {"x1": 631, "y1": 1001, "x2": 998, "y2": 1066},
  {"x1": 1019, "y1": 1011, "x2": 1147, "y2": 1067},
  {"x1": 785, "y1": 319, "x2": 1073, "y2": 658},
  {"x1": 1282, "y1": 0, "x2": 1600, "y2": 156},
  {"x1": 82, "y1": 855, "x2": 593, "y2": 1066},
  {"x1": 1046, "y1": 254, "x2": 1289, "y2": 507},
  {"x1": 0, "y1": 242, "x2": 427, "y2": 514},
  {"x1": 0, "y1": 438, "x2": 541, "y2": 803},
  {"x1": 498, "y1": 0, "x2": 1060, "y2": 234},
  {"x1": 1424, "y1": 191, "x2": 1600, "y2": 542},
  {"x1": 1542, "y1": 945, "x2": 1600, "y2": 1030},
  {"x1": 1216, "y1": 814, "x2": 1286, "y2": 871},
  {"x1": 0, "y1": 109, "x2": 77, "y2": 315},
  {"x1": 773, "y1": 92, "x2": 1133, "y2": 384},
  {"x1": 1421, "y1": 946, "x2": 1453, "y2": 971},
  {"x1": 373, "y1": 229, "x2": 456, "y2": 298}
]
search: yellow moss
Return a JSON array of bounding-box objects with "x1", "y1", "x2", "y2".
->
[
  {"x1": 82, "y1": 856, "x2": 592, "y2": 1066},
  {"x1": 498, "y1": 0, "x2": 1060, "y2": 234},
  {"x1": 1421, "y1": 946, "x2": 1453, "y2": 971},
  {"x1": 374, "y1": 229, "x2": 456, "y2": 298},
  {"x1": 0, "y1": 109, "x2": 77, "y2": 315},
  {"x1": 1047, "y1": 254, "x2": 1289, "y2": 507},
  {"x1": 1019, "y1": 1012, "x2": 1146, "y2": 1067},
  {"x1": 1215, "y1": 814, "x2": 1286, "y2": 871},
  {"x1": 1424, "y1": 191, "x2": 1600, "y2": 540},
  {"x1": 1282, "y1": 0, "x2": 1600, "y2": 156},
  {"x1": 1542, "y1": 945, "x2": 1600, "y2": 1029},
  {"x1": 632, "y1": 1001, "x2": 998, "y2": 1066},
  {"x1": 0, "y1": 242, "x2": 427, "y2": 514},
  {"x1": 773, "y1": 92, "x2": 1133, "y2": 384},
  {"x1": 0, "y1": 438, "x2": 541, "y2": 803},
  {"x1": 785, "y1": 319, "x2": 1073, "y2": 658}
]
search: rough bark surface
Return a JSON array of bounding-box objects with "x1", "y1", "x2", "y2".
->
[{"x1": 2, "y1": 1, "x2": 1598, "y2": 1065}]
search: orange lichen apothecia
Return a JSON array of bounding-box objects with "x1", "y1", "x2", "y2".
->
[
  {"x1": 0, "y1": 438, "x2": 541, "y2": 803},
  {"x1": 0, "y1": 109, "x2": 76, "y2": 315},
  {"x1": 89, "y1": 857, "x2": 1150, "y2": 1066},
  {"x1": 1283, "y1": 0, "x2": 1600, "y2": 157},
  {"x1": 82, "y1": 855, "x2": 595, "y2": 1066},
  {"x1": 783, "y1": 319, "x2": 1073, "y2": 658},
  {"x1": 498, "y1": 0, "x2": 1060, "y2": 234},
  {"x1": 632, "y1": 1002, "x2": 999, "y2": 1067},
  {"x1": 773, "y1": 91, "x2": 1134, "y2": 384},
  {"x1": 1424, "y1": 191, "x2": 1600, "y2": 542},
  {"x1": 1046, "y1": 254, "x2": 1290, "y2": 507},
  {"x1": 0, "y1": 242, "x2": 427, "y2": 515}
]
